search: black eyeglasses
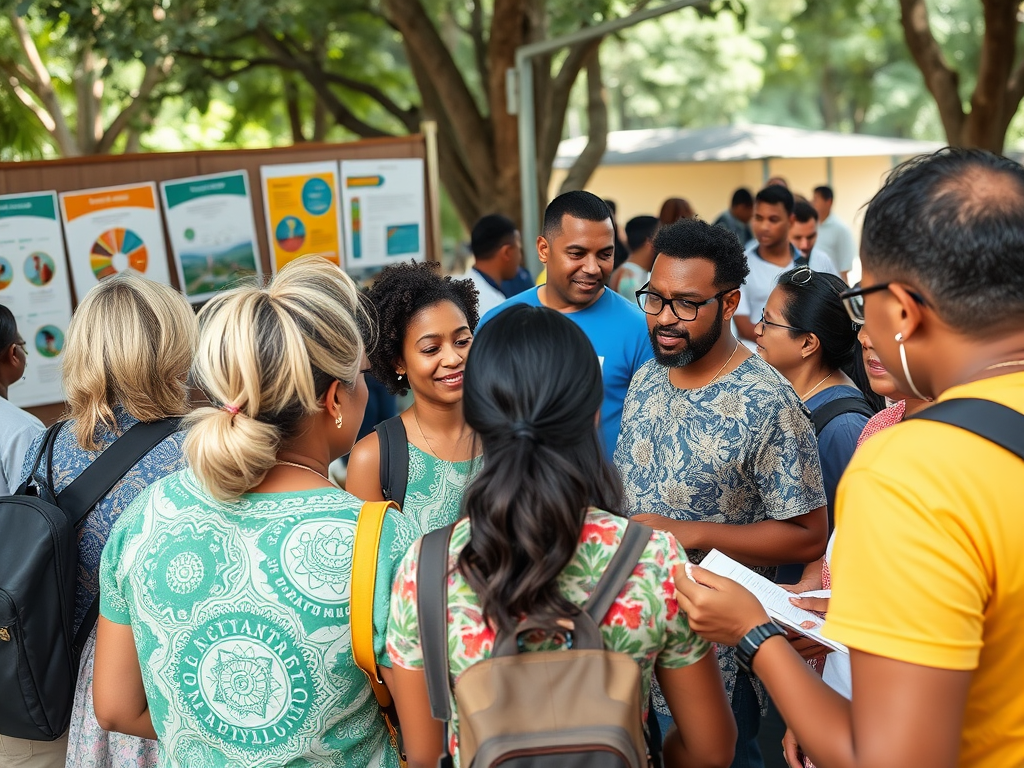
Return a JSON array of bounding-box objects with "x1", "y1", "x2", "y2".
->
[
  {"x1": 839, "y1": 282, "x2": 928, "y2": 325},
  {"x1": 757, "y1": 313, "x2": 806, "y2": 334},
  {"x1": 635, "y1": 285, "x2": 738, "y2": 321}
]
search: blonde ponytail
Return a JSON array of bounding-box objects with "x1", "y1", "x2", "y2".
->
[{"x1": 184, "y1": 257, "x2": 368, "y2": 500}]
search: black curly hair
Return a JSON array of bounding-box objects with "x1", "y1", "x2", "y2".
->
[{"x1": 362, "y1": 261, "x2": 480, "y2": 396}]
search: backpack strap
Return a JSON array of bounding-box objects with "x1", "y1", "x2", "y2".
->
[
  {"x1": 583, "y1": 521, "x2": 652, "y2": 626},
  {"x1": 351, "y1": 500, "x2": 399, "y2": 708},
  {"x1": 374, "y1": 416, "x2": 409, "y2": 508},
  {"x1": 810, "y1": 397, "x2": 876, "y2": 437},
  {"x1": 56, "y1": 418, "x2": 182, "y2": 528},
  {"x1": 16, "y1": 420, "x2": 66, "y2": 498},
  {"x1": 906, "y1": 398, "x2": 1024, "y2": 462},
  {"x1": 418, "y1": 523, "x2": 457, "y2": 723}
]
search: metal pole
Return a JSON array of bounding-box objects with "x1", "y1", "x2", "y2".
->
[{"x1": 513, "y1": 0, "x2": 705, "y2": 274}]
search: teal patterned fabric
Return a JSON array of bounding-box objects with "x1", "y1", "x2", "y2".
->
[
  {"x1": 401, "y1": 443, "x2": 480, "y2": 535},
  {"x1": 100, "y1": 470, "x2": 419, "y2": 768}
]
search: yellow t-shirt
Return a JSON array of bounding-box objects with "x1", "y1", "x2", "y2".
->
[{"x1": 825, "y1": 371, "x2": 1024, "y2": 768}]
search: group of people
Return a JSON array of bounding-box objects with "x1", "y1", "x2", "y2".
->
[{"x1": 0, "y1": 147, "x2": 1020, "y2": 768}]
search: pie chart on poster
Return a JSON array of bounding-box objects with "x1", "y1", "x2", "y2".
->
[
  {"x1": 90, "y1": 228, "x2": 148, "y2": 280},
  {"x1": 275, "y1": 216, "x2": 306, "y2": 252}
]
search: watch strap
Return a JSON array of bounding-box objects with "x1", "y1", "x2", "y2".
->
[{"x1": 736, "y1": 621, "x2": 785, "y2": 673}]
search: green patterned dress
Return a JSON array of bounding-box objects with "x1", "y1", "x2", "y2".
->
[
  {"x1": 99, "y1": 469, "x2": 419, "y2": 768},
  {"x1": 401, "y1": 443, "x2": 481, "y2": 535}
]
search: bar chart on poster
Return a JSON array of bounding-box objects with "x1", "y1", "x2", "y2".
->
[
  {"x1": 340, "y1": 158, "x2": 425, "y2": 268},
  {"x1": 0, "y1": 191, "x2": 74, "y2": 407}
]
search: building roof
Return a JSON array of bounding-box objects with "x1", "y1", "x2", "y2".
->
[{"x1": 554, "y1": 124, "x2": 945, "y2": 168}]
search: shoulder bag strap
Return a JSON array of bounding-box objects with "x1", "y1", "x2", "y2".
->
[
  {"x1": 906, "y1": 398, "x2": 1024, "y2": 462},
  {"x1": 375, "y1": 416, "x2": 409, "y2": 508},
  {"x1": 418, "y1": 523, "x2": 457, "y2": 723},
  {"x1": 56, "y1": 417, "x2": 182, "y2": 528},
  {"x1": 810, "y1": 397, "x2": 876, "y2": 437},
  {"x1": 583, "y1": 521, "x2": 652, "y2": 627},
  {"x1": 351, "y1": 500, "x2": 399, "y2": 708}
]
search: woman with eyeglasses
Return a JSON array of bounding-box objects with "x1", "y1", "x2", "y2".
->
[{"x1": 754, "y1": 267, "x2": 882, "y2": 539}]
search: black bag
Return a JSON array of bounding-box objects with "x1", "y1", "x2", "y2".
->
[
  {"x1": 0, "y1": 418, "x2": 181, "y2": 741},
  {"x1": 375, "y1": 415, "x2": 409, "y2": 508},
  {"x1": 906, "y1": 397, "x2": 1024, "y2": 461},
  {"x1": 810, "y1": 396, "x2": 876, "y2": 436}
]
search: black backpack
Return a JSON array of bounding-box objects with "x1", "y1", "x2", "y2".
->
[
  {"x1": 375, "y1": 415, "x2": 409, "y2": 508},
  {"x1": 0, "y1": 418, "x2": 180, "y2": 740},
  {"x1": 810, "y1": 396, "x2": 877, "y2": 436}
]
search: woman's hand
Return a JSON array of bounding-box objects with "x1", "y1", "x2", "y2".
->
[
  {"x1": 672, "y1": 563, "x2": 770, "y2": 646},
  {"x1": 782, "y1": 727, "x2": 804, "y2": 768},
  {"x1": 786, "y1": 595, "x2": 831, "y2": 659}
]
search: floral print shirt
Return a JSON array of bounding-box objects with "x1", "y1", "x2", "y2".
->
[{"x1": 386, "y1": 510, "x2": 710, "y2": 765}]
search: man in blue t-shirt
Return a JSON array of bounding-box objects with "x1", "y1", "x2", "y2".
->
[{"x1": 480, "y1": 191, "x2": 652, "y2": 459}]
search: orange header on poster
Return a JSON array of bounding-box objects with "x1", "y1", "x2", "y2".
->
[{"x1": 62, "y1": 184, "x2": 156, "y2": 221}]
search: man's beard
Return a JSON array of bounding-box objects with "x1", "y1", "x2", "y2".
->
[{"x1": 650, "y1": 304, "x2": 724, "y2": 368}]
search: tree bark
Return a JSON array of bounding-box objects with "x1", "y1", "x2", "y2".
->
[
  {"x1": 559, "y1": 48, "x2": 607, "y2": 193},
  {"x1": 898, "y1": 0, "x2": 965, "y2": 144},
  {"x1": 964, "y1": 0, "x2": 1019, "y2": 151},
  {"x1": 284, "y1": 75, "x2": 306, "y2": 142}
]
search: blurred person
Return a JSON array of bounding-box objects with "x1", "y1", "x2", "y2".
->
[
  {"x1": 480, "y1": 190, "x2": 652, "y2": 461},
  {"x1": 387, "y1": 304, "x2": 736, "y2": 768},
  {"x1": 0, "y1": 306, "x2": 42, "y2": 497},
  {"x1": 348, "y1": 261, "x2": 481, "y2": 535},
  {"x1": 789, "y1": 201, "x2": 831, "y2": 265},
  {"x1": 606, "y1": 198, "x2": 631, "y2": 269},
  {"x1": 93, "y1": 257, "x2": 418, "y2": 767},
  {"x1": 812, "y1": 186, "x2": 856, "y2": 283},
  {"x1": 766, "y1": 176, "x2": 788, "y2": 188},
  {"x1": 713, "y1": 188, "x2": 755, "y2": 246},
  {"x1": 674, "y1": 148, "x2": 1024, "y2": 768},
  {"x1": 734, "y1": 186, "x2": 837, "y2": 346},
  {"x1": 610, "y1": 214, "x2": 659, "y2": 299},
  {"x1": 464, "y1": 214, "x2": 523, "y2": 315},
  {"x1": 659, "y1": 197, "x2": 695, "y2": 225},
  {"x1": 9, "y1": 274, "x2": 197, "y2": 768},
  {"x1": 616, "y1": 218, "x2": 827, "y2": 768}
]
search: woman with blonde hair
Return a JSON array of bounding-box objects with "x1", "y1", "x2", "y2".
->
[
  {"x1": 93, "y1": 257, "x2": 417, "y2": 767},
  {"x1": 7, "y1": 273, "x2": 196, "y2": 768}
]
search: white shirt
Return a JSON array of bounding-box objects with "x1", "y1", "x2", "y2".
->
[
  {"x1": 736, "y1": 244, "x2": 839, "y2": 322},
  {"x1": 462, "y1": 267, "x2": 507, "y2": 318},
  {"x1": 0, "y1": 396, "x2": 44, "y2": 495},
  {"x1": 816, "y1": 215, "x2": 856, "y2": 273}
]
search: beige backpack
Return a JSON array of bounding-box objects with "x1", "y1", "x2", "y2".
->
[{"x1": 418, "y1": 520, "x2": 654, "y2": 768}]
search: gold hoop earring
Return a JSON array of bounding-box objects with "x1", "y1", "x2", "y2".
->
[{"x1": 335, "y1": 415, "x2": 344, "y2": 429}]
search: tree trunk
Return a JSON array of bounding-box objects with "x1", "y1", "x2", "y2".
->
[{"x1": 559, "y1": 49, "x2": 607, "y2": 193}]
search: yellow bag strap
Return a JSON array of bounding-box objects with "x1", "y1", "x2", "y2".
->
[{"x1": 352, "y1": 500, "x2": 399, "y2": 709}]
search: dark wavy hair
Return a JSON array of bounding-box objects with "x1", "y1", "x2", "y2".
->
[
  {"x1": 458, "y1": 304, "x2": 623, "y2": 635},
  {"x1": 361, "y1": 261, "x2": 479, "y2": 396},
  {"x1": 776, "y1": 268, "x2": 885, "y2": 411}
]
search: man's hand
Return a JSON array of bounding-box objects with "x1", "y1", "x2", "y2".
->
[
  {"x1": 782, "y1": 728, "x2": 804, "y2": 768},
  {"x1": 673, "y1": 562, "x2": 770, "y2": 645}
]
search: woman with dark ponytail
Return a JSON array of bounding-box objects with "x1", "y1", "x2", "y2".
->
[
  {"x1": 385, "y1": 304, "x2": 735, "y2": 768},
  {"x1": 754, "y1": 266, "x2": 882, "y2": 537}
]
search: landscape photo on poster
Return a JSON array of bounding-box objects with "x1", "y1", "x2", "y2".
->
[{"x1": 160, "y1": 171, "x2": 263, "y2": 302}]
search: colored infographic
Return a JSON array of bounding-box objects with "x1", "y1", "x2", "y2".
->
[
  {"x1": 90, "y1": 228, "x2": 148, "y2": 279},
  {"x1": 340, "y1": 159, "x2": 426, "y2": 267},
  {"x1": 160, "y1": 171, "x2": 263, "y2": 304},
  {"x1": 260, "y1": 162, "x2": 343, "y2": 272},
  {"x1": 60, "y1": 182, "x2": 170, "y2": 296},
  {"x1": 0, "y1": 191, "x2": 74, "y2": 407}
]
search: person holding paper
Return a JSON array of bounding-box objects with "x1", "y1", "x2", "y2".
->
[
  {"x1": 673, "y1": 148, "x2": 1024, "y2": 768},
  {"x1": 615, "y1": 217, "x2": 827, "y2": 768}
]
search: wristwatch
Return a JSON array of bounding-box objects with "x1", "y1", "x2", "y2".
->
[{"x1": 736, "y1": 621, "x2": 786, "y2": 673}]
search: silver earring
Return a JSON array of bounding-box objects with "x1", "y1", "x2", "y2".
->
[
  {"x1": 397, "y1": 373, "x2": 403, "y2": 382},
  {"x1": 895, "y1": 332, "x2": 932, "y2": 401}
]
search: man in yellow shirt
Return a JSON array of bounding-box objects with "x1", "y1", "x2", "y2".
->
[{"x1": 672, "y1": 147, "x2": 1024, "y2": 768}]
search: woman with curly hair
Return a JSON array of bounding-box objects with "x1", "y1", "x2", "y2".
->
[{"x1": 347, "y1": 261, "x2": 481, "y2": 535}]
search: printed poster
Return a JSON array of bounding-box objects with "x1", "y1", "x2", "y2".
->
[
  {"x1": 59, "y1": 182, "x2": 171, "y2": 297},
  {"x1": 0, "y1": 191, "x2": 74, "y2": 407},
  {"x1": 160, "y1": 171, "x2": 263, "y2": 303},
  {"x1": 259, "y1": 162, "x2": 343, "y2": 272},
  {"x1": 340, "y1": 158, "x2": 426, "y2": 268}
]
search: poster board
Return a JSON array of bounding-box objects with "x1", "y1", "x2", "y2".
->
[
  {"x1": 0, "y1": 191, "x2": 74, "y2": 407},
  {"x1": 259, "y1": 161, "x2": 344, "y2": 272},
  {"x1": 160, "y1": 170, "x2": 263, "y2": 303},
  {"x1": 340, "y1": 158, "x2": 426, "y2": 268},
  {"x1": 59, "y1": 182, "x2": 171, "y2": 297}
]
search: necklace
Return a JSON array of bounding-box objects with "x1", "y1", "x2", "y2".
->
[
  {"x1": 801, "y1": 371, "x2": 834, "y2": 401},
  {"x1": 705, "y1": 342, "x2": 740, "y2": 388},
  {"x1": 414, "y1": 408, "x2": 470, "y2": 462},
  {"x1": 275, "y1": 460, "x2": 331, "y2": 483},
  {"x1": 984, "y1": 359, "x2": 1024, "y2": 371}
]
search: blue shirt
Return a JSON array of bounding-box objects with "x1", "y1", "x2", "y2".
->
[
  {"x1": 500, "y1": 267, "x2": 534, "y2": 298},
  {"x1": 480, "y1": 287, "x2": 653, "y2": 459},
  {"x1": 805, "y1": 385, "x2": 871, "y2": 528}
]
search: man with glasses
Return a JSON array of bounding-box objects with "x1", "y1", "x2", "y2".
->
[
  {"x1": 0, "y1": 305, "x2": 42, "y2": 495},
  {"x1": 615, "y1": 218, "x2": 827, "y2": 768},
  {"x1": 480, "y1": 190, "x2": 652, "y2": 459}
]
